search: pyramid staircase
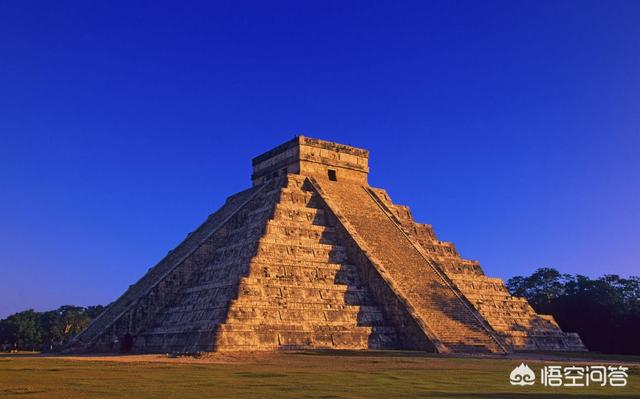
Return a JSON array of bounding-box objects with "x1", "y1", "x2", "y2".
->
[
  {"x1": 311, "y1": 179, "x2": 507, "y2": 353},
  {"x1": 366, "y1": 187, "x2": 586, "y2": 351}
]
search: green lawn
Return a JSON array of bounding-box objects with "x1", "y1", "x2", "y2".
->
[{"x1": 0, "y1": 351, "x2": 638, "y2": 398}]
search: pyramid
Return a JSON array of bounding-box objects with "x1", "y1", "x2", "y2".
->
[{"x1": 73, "y1": 136, "x2": 585, "y2": 353}]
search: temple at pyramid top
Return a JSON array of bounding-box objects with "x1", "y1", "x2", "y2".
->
[
  {"x1": 252, "y1": 136, "x2": 370, "y2": 186},
  {"x1": 71, "y1": 135, "x2": 585, "y2": 355}
]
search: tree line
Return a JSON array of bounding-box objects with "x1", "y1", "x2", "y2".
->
[
  {"x1": 0, "y1": 305, "x2": 105, "y2": 352},
  {"x1": 507, "y1": 268, "x2": 640, "y2": 355}
]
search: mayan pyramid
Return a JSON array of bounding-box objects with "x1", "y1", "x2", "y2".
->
[{"x1": 73, "y1": 136, "x2": 585, "y2": 353}]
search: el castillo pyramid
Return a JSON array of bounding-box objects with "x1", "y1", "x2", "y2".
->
[{"x1": 73, "y1": 136, "x2": 585, "y2": 354}]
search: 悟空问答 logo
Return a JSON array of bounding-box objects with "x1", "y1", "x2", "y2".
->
[{"x1": 510, "y1": 363, "x2": 536, "y2": 386}]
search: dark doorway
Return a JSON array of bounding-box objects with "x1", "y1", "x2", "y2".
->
[
  {"x1": 328, "y1": 169, "x2": 337, "y2": 181},
  {"x1": 121, "y1": 333, "x2": 134, "y2": 353}
]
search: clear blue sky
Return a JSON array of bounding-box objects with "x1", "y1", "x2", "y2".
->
[{"x1": 1, "y1": 1, "x2": 638, "y2": 318}]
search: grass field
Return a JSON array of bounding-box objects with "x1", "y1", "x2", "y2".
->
[{"x1": 0, "y1": 351, "x2": 638, "y2": 398}]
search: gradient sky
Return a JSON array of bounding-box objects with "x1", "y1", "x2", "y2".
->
[{"x1": 1, "y1": 1, "x2": 639, "y2": 318}]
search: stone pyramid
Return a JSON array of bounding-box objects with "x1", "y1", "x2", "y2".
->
[{"x1": 73, "y1": 136, "x2": 585, "y2": 353}]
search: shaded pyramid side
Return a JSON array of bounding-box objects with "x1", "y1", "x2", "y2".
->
[
  {"x1": 367, "y1": 187, "x2": 586, "y2": 352},
  {"x1": 70, "y1": 181, "x2": 276, "y2": 351},
  {"x1": 131, "y1": 179, "x2": 283, "y2": 352}
]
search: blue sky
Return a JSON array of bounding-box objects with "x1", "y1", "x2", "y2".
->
[{"x1": 1, "y1": 1, "x2": 638, "y2": 318}]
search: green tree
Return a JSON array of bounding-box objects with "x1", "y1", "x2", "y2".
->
[
  {"x1": 507, "y1": 267, "x2": 572, "y2": 309},
  {"x1": 0, "y1": 310, "x2": 43, "y2": 350},
  {"x1": 0, "y1": 305, "x2": 106, "y2": 351},
  {"x1": 508, "y1": 268, "x2": 640, "y2": 355}
]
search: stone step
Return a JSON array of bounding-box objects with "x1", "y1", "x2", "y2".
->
[
  {"x1": 219, "y1": 319, "x2": 387, "y2": 331},
  {"x1": 265, "y1": 219, "x2": 336, "y2": 243},
  {"x1": 240, "y1": 276, "x2": 363, "y2": 291},
  {"x1": 243, "y1": 204, "x2": 277, "y2": 224},
  {"x1": 256, "y1": 241, "x2": 347, "y2": 263},
  {"x1": 144, "y1": 320, "x2": 220, "y2": 334},
  {"x1": 221, "y1": 226, "x2": 267, "y2": 245},
  {"x1": 258, "y1": 238, "x2": 342, "y2": 252},
  {"x1": 215, "y1": 327, "x2": 395, "y2": 350},
  {"x1": 245, "y1": 268, "x2": 361, "y2": 287},
  {"x1": 181, "y1": 281, "x2": 238, "y2": 294},
  {"x1": 282, "y1": 174, "x2": 308, "y2": 188},
  {"x1": 277, "y1": 189, "x2": 323, "y2": 209},
  {"x1": 157, "y1": 302, "x2": 233, "y2": 315},
  {"x1": 272, "y1": 205, "x2": 328, "y2": 226},
  {"x1": 228, "y1": 300, "x2": 377, "y2": 311},
  {"x1": 237, "y1": 280, "x2": 373, "y2": 300},
  {"x1": 266, "y1": 219, "x2": 335, "y2": 233},
  {"x1": 134, "y1": 330, "x2": 217, "y2": 353},
  {"x1": 499, "y1": 329, "x2": 574, "y2": 338},
  {"x1": 262, "y1": 185, "x2": 290, "y2": 197},
  {"x1": 208, "y1": 242, "x2": 259, "y2": 264},
  {"x1": 191, "y1": 268, "x2": 247, "y2": 285},
  {"x1": 249, "y1": 256, "x2": 348, "y2": 270},
  {"x1": 264, "y1": 221, "x2": 337, "y2": 244},
  {"x1": 471, "y1": 298, "x2": 531, "y2": 307},
  {"x1": 227, "y1": 302, "x2": 383, "y2": 312},
  {"x1": 261, "y1": 231, "x2": 338, "y2": 247},
  {"x1": 226, "y1": 306, "x2": 386, "y2": 325},
  {"x1": 248, "y1": 261, "x2": 357, "y2": 277},
  {"x1": 153, "y1": 307, "x2": 229, "y2": 325},
  {"x1": 230, "y1": 288, "x2": 379, "y2": 306}
]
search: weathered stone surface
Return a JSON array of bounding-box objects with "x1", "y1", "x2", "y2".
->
[
  {"x1": 367, "y1": 184, "x2": 585, "y2": 351},
  {"x1": 71, "y1": 136, "x2": 585, "y2": 353}
]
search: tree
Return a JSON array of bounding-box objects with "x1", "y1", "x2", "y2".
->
[
  {"x1": 507, "y1": 267, "x2": 573, "y2": 314},
  {"x1": 0, "y1": 310, "x2": 43, "y2": 351},
  {"x1": 508, "y1": 268, "x2": 640, "y2": 355},
  {"x1": 0, "y1": 305, "x2": 106, "y2": 351}
]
